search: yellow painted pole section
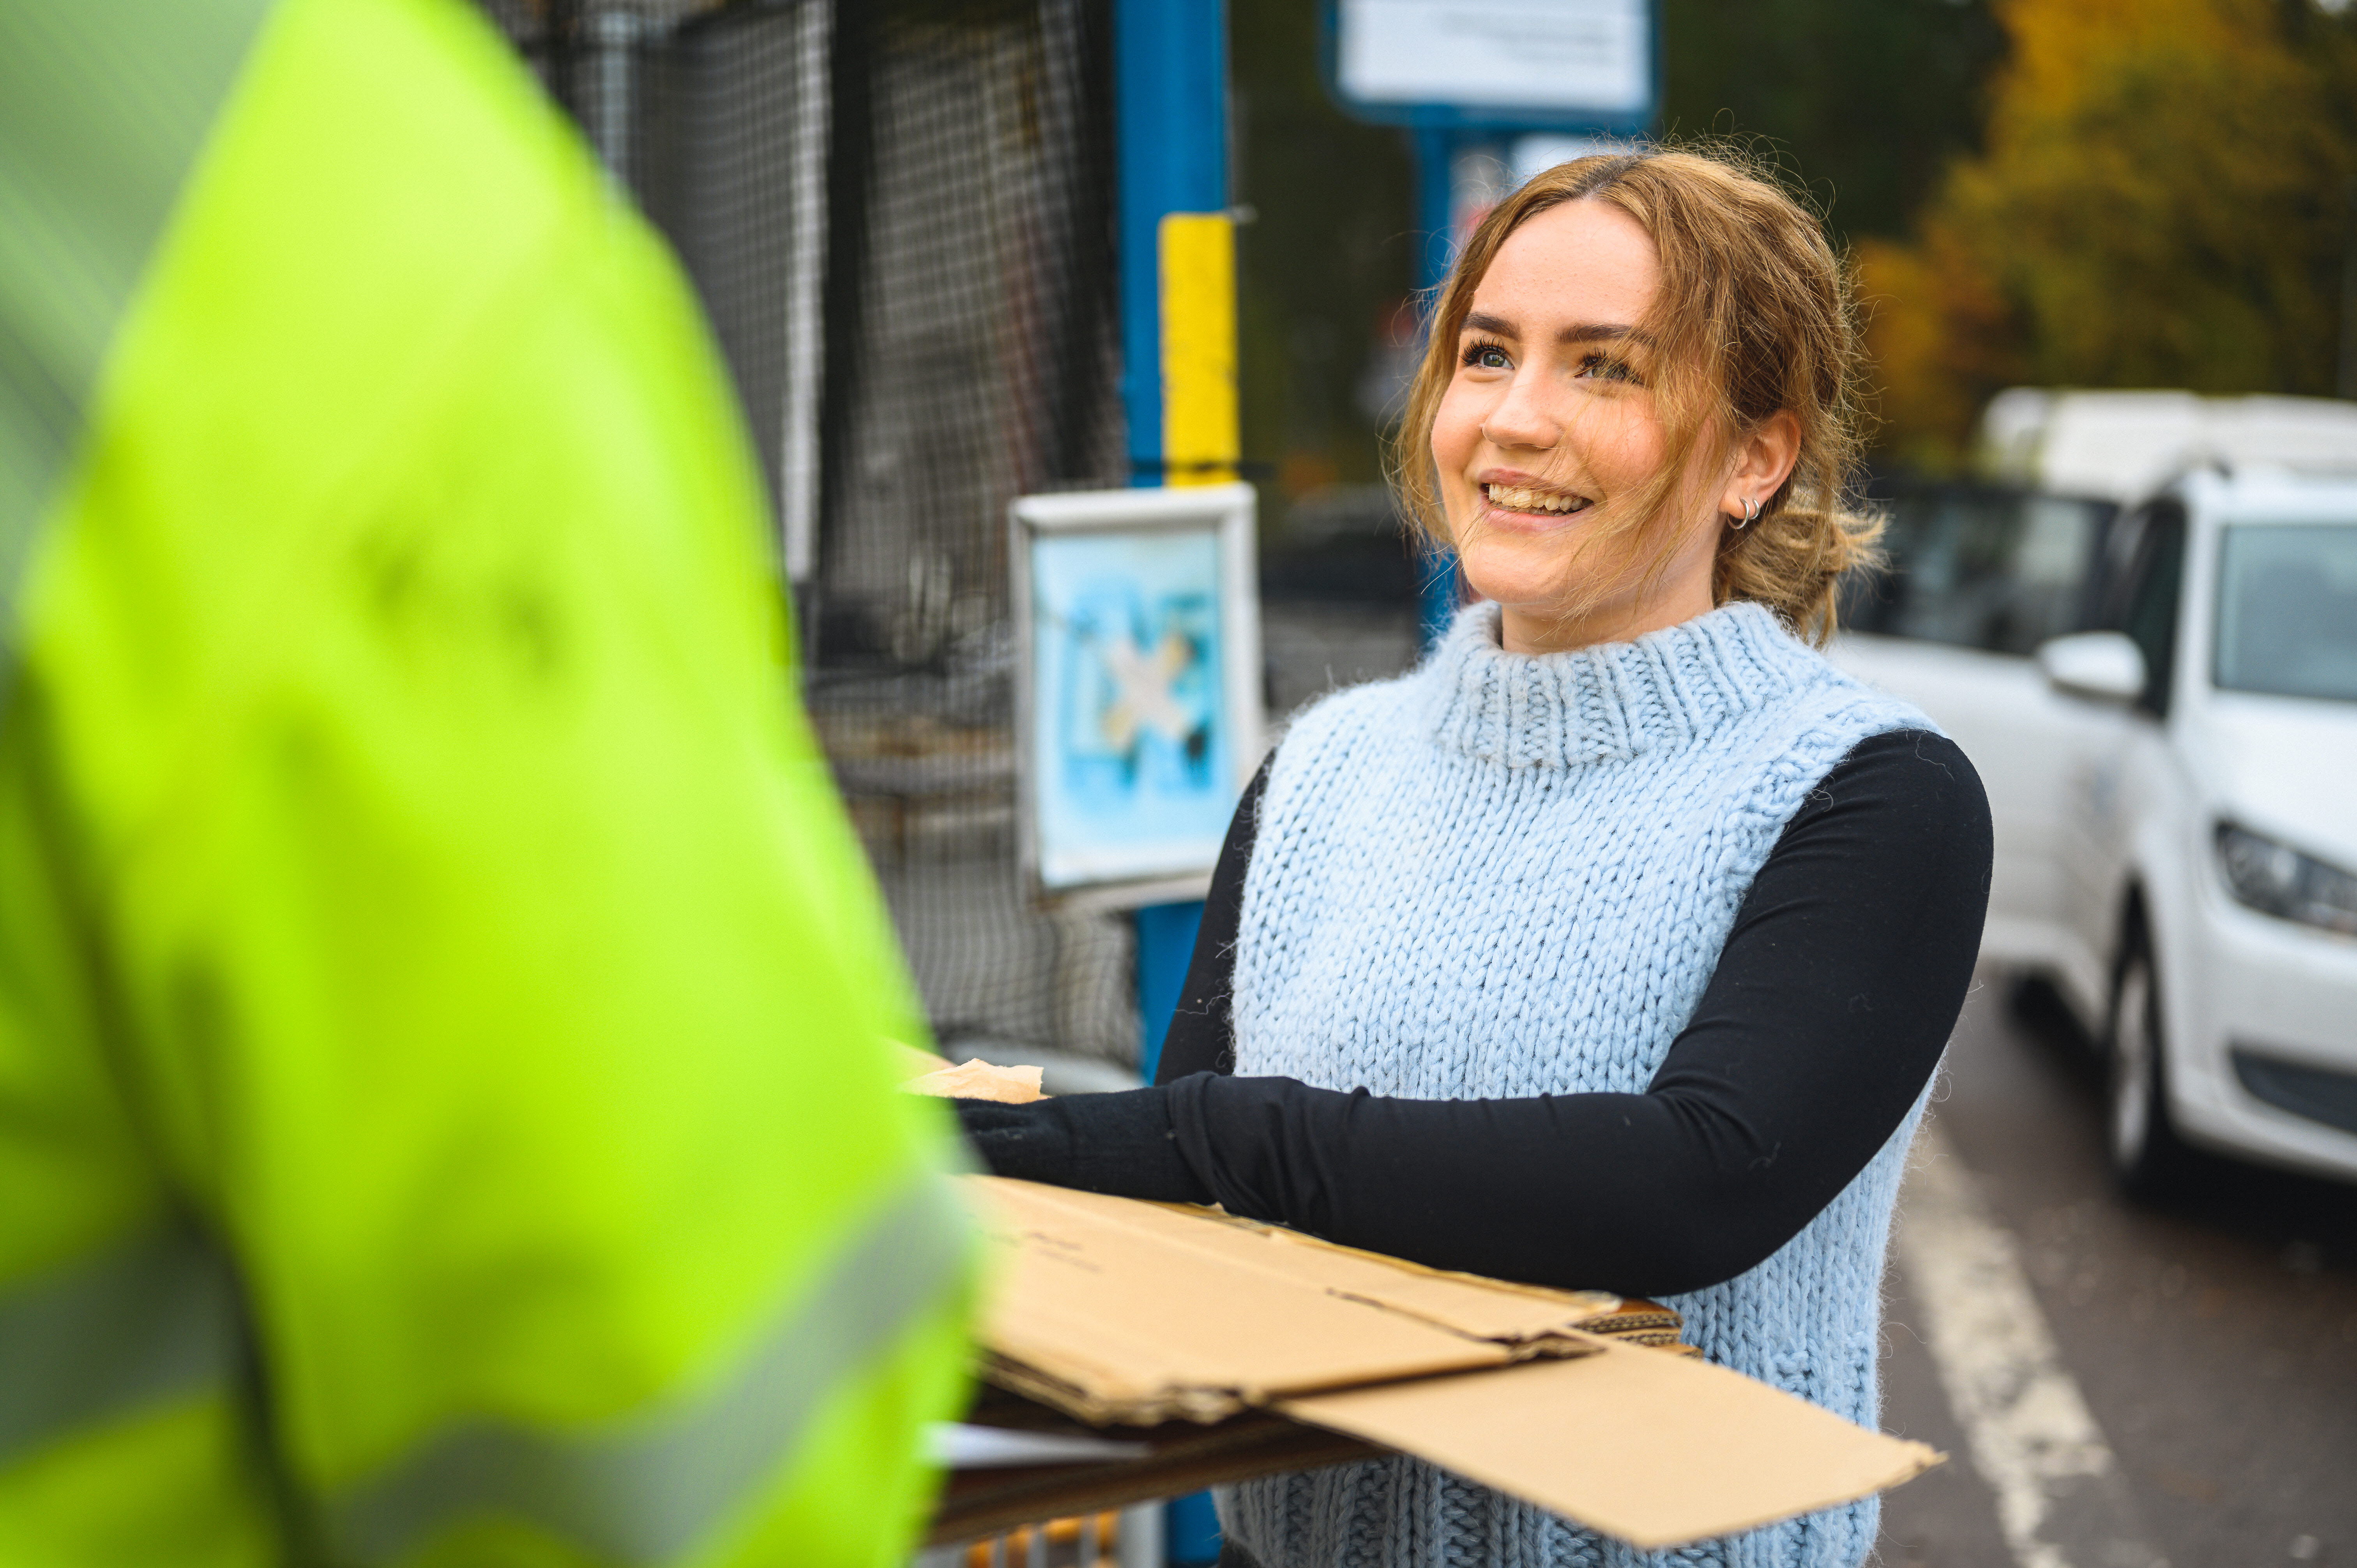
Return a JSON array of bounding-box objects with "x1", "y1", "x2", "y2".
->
[{"x1": 1158, "y1": 212, "x2": 1237, "y2": 487}]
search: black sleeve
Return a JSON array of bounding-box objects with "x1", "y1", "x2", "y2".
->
[
  {"x1": 1154, "y1": 758, "x2": 1267, "y2": 1084},
  {"x1": 956, "y1": 729, "x2": 1992, "y2": 1299},
  {"x1": 1164, "y1": 728, "x2": 1990, "y2": 1296}
]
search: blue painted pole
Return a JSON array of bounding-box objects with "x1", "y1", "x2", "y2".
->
[
  {"x1": 1135, "y1": 899, "x2": 1206, "y2": 1086},
  {"x1": 1114, "y1": 4, "x2": 1230, "y2": 1557},
  {"x1": 1113, "y1": 0, "x2": 1227, "y2": 1081},
  {"x1": 1115, "y1": 0, "x2": 1230, "y2": 489},
  {"x1": 1411, "y1": 125, "x2": 1461, "y2": 648}
]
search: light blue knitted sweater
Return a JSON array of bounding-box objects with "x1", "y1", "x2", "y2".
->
[{"x1": 1221, "y1": 599, "x2": 1934, "y2": 1568}]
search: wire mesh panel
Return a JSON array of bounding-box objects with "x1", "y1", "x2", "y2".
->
[
  {"x1": 476, "y1": 0, "x2": 1138, "y2": 1067},
  {"x1": 477, "y1": 0, "x2": 831, "y2": 577},
  {"x1": 814, "y1": 0, "x2": 1132, "y2": 1067}
]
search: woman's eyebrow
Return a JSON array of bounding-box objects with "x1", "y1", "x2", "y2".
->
[
  {"x1": 1460, "y1": 312, "x2": 1655, "y2": 349},
  {"x1": 1561, "y1": 322, "x2": 1656, "y2": 348}
]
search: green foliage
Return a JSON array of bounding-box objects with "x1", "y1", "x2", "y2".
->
[
  {"x1": 1659, "y1": 0, "x2": 2006, "y2": 246},
  {"x1": 1231, "y1": 0, "x2": 1415, "y2": 534}
]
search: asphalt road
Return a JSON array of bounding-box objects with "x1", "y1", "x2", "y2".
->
[{"x1": 1878, "y1": 968, "x2": 2357, "y2": 1568}]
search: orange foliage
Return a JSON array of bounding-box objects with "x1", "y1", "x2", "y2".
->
[{"x1": 1863, "y1": 0, "x2": 2357, "y2": 464}]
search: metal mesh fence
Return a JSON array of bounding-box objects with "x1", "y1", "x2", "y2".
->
[{"x1": 476, "y1": 0, "x2": 1140, "y2": 1067}]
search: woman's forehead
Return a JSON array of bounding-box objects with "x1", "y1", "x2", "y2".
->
[{"x1": 1469, "y1": 200, "x2": 1659, "y2": 334}]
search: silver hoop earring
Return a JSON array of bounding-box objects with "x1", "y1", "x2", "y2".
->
[{"x1": 1732, "y1": 496, "x2": 1760, "y2": 529}]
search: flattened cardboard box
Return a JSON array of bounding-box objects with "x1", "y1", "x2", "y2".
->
[{"x1": 958, "y1": 1176, "x2": 1940, "y2": 1550}]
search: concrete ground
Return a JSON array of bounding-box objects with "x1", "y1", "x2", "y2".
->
[{"x1": 1879, "y1": 972, "x2": 2357, "y2": 1568}]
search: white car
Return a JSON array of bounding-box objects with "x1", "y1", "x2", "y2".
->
[{"x1": 1834, "y1": 462, "x2": 2357, "y2": 1192}]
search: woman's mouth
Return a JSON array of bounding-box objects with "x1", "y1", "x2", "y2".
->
[{"x1": 1482, "y1": 482, "x2": 1594, "y2": 518}]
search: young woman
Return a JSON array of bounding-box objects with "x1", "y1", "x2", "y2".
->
[{"x1": 958, "y1": 148, "x2": 1993, "y2": 1568}]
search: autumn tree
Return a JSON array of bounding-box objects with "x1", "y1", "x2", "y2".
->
[{"x1": 1861, "y1": 0, "x2": 2357, "y2": 467}]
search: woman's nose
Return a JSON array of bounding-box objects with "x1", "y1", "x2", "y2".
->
[{"x1": 1478, "y1": 372, "x2": 1561, "y2": 452}]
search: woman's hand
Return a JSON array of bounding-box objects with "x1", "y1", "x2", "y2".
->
[{"x1": 951, "y1": 1087, "x2": 1210, "y2": 1205}]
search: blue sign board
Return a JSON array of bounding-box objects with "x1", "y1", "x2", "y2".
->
[
  {"x1": 1010, "y1": 482, "x2": 1263, "y2": 903},
  {"x1": 1030, "y1": 528, "x2": 1233, "y2": 890}
]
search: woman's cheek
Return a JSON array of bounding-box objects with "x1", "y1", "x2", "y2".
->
[
  {"x1": 1430, "y1": 399, "x2": 1486, "y2": 524},
  {"x1": 1566, "y1": 399, "x2": 1650, "y2": 493},
  {"x1": 1430, "y1": 391, "x2": 1481, "y2": 472},
  {"x1": 1613, "y1": 403, "x2": 1674, "y2": 489}
]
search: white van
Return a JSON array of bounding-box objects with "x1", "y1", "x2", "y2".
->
[{"x1": 1834, "y1": 394, "x2": 2357, "y2": 1192}]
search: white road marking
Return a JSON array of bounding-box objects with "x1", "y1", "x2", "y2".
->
[{"x1": 1893, "y1": 1122, "x2": 2153, "y2": 1568}]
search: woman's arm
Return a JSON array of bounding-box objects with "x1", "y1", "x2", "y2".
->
[
  {"x1": 1154, "y1": 758, "x2": 1268, "y2": 1082},
  {"x1": 957, "y1": 729, "x2": 1991, "y2": 1298}
]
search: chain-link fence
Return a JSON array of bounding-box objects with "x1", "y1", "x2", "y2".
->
[{"x1": 477, "y1": 0, "x2": 1141, "y2": 1068}]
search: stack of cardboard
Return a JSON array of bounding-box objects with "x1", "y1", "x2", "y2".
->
[{"x1": 931, "y1": 1177, "x2": 1939, "y2": 1550}]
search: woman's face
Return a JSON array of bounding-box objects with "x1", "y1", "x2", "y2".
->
[{"x1": 1430, "y1": 199, "x2": 1724, "y2": 654}]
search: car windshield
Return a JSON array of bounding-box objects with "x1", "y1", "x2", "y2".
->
[
  {"x1": 2213, "y1": 522, "x2": 2357, "y2": 704},
  {"x1": 1841, "y1": 486, "x2": 2112, "y2": 656}
]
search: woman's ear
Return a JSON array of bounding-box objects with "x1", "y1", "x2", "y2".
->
[{"x1": 1719, "y1": 410, "x2": 1802, "y2": 519}]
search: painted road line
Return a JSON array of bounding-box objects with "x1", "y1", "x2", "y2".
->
[{"x1": 1894, "y1": 1122, "x2": 2163, "y2": 1568}]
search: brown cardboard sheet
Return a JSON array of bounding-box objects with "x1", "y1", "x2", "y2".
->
[
  {"x1": 894, "y1": 1042, "x2": 1044, "y2": 1104},
  {"x1": 1281, "y1": 1342, "x2": 1943, "y2": 1549},
  {"x1": 973, "y1": 1176, "x2": 1571, "y2": 1423},
  {"x1": 960, "y1": 1176, "x2": 1942, "y2": 1549}
]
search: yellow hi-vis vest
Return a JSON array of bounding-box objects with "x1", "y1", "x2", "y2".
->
[{"x1": 0, "y1": 1, "x2": 974, "y2": 1563}]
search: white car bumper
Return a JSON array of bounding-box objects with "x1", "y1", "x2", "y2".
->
[{"x1": 2170, "y1": 892, "x2": 2357, "y2": 1181}]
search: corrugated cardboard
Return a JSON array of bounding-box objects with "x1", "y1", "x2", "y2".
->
[
  {"x1": 974, "y1": 1177, "x2": 1617, "y2": 1423},
  {"x1": 1281, "y1": 1347, "x2": 1940, "y2": 1549},
  {"x1": 894, "y1": 1042, "x2": 1044, "y2": 1104},
  {"x1": 964, "y1": 1176, "x2": 1941, "y2": 1549},
  {"x1": 905, "y1": 1058, "x2": 1044, "y2": 1104}
]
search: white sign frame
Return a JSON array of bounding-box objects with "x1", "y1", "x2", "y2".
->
[
  {"x1": 1328, "y1": 0, "x2": 1657, "y2": 131},
  {"x1": 1010, "y1": 483, "x2": 1262, "y2": 910}
]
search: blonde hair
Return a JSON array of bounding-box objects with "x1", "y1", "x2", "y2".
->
[{"x1": 1392, "y1": 145, "x2": 1881, "y2": 646}]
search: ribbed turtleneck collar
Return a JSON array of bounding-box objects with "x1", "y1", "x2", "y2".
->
[{"x1": 1417, "y1": 599, "x2": 1826, "y2": 767}]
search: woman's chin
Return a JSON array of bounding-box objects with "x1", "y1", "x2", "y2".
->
[{"x1": 1456, "y1": 539, "x2": 1598, "y2": 617}]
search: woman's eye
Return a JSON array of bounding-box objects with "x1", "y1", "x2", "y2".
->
[
  {"x1": 1462, "y1": 341, "x2": 1512, "y2": 371},
  {"x1": 1578, "y1": 353, "x2": 1639, "y2": 385}
]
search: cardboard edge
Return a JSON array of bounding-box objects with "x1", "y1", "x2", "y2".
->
[
  {"x1": 1276, "y1": 1338, "x2": 1947, "y2": 1550},
  {"x1": 927, "y1": 1417, "x2": 1383, "y2": 1545},
  {"x1": 985, "y1": 1357, "x2": 1250, "y2": 1427},
  {"x1": 993, "y1": 1182, "x2": 1627, "y2": 1351}
]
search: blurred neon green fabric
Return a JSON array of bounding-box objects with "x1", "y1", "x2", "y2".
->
[{"x1": 0, "y1": 0, "x2": 973, "y2": 1563}]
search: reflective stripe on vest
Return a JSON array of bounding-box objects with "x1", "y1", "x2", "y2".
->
[
  {"x1": 329, "y1": 1172, "x2": 969, "y2": 1565},
  {"x1": 0, "y1": 1220, "x2": 242, "y2": 1466},
  {"x1": 0, "y1": 0, "x2": 277, "y2": 634}
]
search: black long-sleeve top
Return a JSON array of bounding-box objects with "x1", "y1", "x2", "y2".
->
[{"x1": 956, "y1": 727, "x2": 1991, "y2": 1299}]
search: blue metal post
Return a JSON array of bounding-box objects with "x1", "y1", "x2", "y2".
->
[
  {"x1": 1412, "y1": 125, "x2": 1461, "y2": 648},
  {"x1": 1135, "y1": 899, "x2": 1206, "y2": 1086},
  {"x1": 1115, "y1": 5, "x2": 1231, "y2": 1557},
  {"x1": 1114, "y1": 0, "x2": 1227, "y2": 1078},
  {"x1": 1115, "y1": 0, "x2": 1230, "y2": 489}
]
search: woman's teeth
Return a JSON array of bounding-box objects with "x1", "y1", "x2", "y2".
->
[{"x1": 1485, "y1": 484, "x2": 1590, "y2": 515}]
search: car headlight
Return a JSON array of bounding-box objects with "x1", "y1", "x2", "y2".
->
[{"x1": 2216, "y1": 823, "x2": 2357, "y2": 937}]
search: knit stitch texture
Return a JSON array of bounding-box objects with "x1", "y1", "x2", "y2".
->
[{"x1": 1222, "y1": 599, "x2": 1936, "y2": 1568}]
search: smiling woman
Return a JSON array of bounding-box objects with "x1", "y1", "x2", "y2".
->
[
  {"x1": 1402, "y1": 151, "x2": 1880, "y2": 652},
  {"x1": 953, "y1": 146, "x2": 1993, "y2": 1568}
]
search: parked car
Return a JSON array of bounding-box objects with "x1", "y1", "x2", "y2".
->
[{"x1": 1833, "y1": 393, "x2": 2357, "y2": 1193}]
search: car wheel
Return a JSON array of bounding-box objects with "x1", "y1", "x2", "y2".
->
[{"x1": 2108, "y1": 934, "x2": 2193, "y2": 1199}]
